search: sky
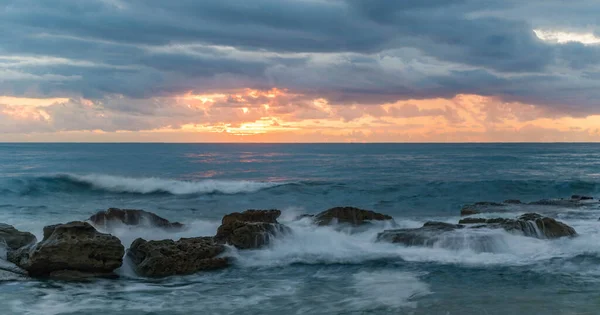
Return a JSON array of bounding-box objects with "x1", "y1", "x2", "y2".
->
[{"x1": 2, "y1": 0, "x2": 600, "y2": 142}]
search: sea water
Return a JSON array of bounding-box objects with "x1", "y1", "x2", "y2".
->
[{"x1": 1, "y1": 143, "x2": 600, "y2": 314}]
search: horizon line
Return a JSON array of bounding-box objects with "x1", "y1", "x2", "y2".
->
[{"x1": 1, "y1": 141, "x2": 600, "y2": 144}]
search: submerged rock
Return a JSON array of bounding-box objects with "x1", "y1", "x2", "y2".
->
[
  {"x1": 0, "y1": 223, "x2": 36, "y2": 251},
  {"x1": 221, "y1": 209, "x2": 281, "y2": 225},
  {"x1": 314, "y1": 207, "x2": 393, "y2": 226},
  {"x1": 460, "y1": 202, "x2": 505, "y2": 216},
  {"x1": 89, "y1": 208, "x2": 184, "y2": 230},
  {"x1": 460, "y1": 197, "x2": 598, "y2": 216},
  {"x1": 379, "y1": 213, "x2": 576, "y2": 247},
  {"x1": 377, "y1": 222, "x2": 463, "y2": 246},
  {"x1": 215, "y1": 209, "x2": 288, "y2": 249},
  {"x1": 460, "y1": 213, "x2": 576, "y2": 239},
  {"x1": 571, "y1": 195, "x2": 594, "y2": 201},
  {"x1": 8, "y1": 221, "x2": 124, "y2": 278},
  {"x1": 127, "y1": 237, "x2": 229, "y2": 277},
  {"x1": 504, "y1": 199, "x2": 522, "y2": 204}
]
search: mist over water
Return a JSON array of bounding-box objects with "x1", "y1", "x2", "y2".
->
[{"x1": 2, "y1": 143, "x2": 600, "y2": 314}]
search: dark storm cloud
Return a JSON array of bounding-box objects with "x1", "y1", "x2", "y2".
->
[{"x1": 2, "y1": 0, "x2": 600, "y2": 115}]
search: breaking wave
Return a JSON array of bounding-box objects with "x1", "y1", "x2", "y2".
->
[{"x1": 6, "y1": 174, "x2": 288, "y2": 195}]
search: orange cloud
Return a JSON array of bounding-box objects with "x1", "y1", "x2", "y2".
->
[{"x1": 2, "y1": 90, "x2": 600, "y2": 142}]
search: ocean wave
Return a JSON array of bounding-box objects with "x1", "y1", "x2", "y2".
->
[
  {"x1": 8, "y1": 174, "x2": 288, "y2": 196},
  {"x1": 232, "y1": 213, "x2": 600, "y2": 270}
]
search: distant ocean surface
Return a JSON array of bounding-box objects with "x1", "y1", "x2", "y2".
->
[{"x1": 2, "y1": 143, "x2": 600, "y2": 315}]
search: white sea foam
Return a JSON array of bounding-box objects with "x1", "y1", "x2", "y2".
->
[
  {"x1": 233, "y1": 211, "x2": 600, "y2": 269},
  {"x1": 63, "y1": 174, "x2": 285, "y2": 195},
  {"x1": 351, "y1": 271, "x2": 431, "y2": 309}
]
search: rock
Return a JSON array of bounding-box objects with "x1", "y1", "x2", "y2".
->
[
  {"x1": 379, "y1": 213, "x2": 576, "y2": 247},
  {"x1": 314, "y1": 207, "x2": 393, "y2": 226},
  {"x1": 221, "y1": 209, "x2": 281, "y2": 225},
  {"x1": 8, "y1": 221, "x2": 124, "y2": 278},
  {"x1": 127, "y1": 237, "x2": 229, "y2": 277},
  {"x1": 571, "y1": 195, "x2": 594, "y2": 201},
  {"x1": 47, "y1": 270, "x2": 119, "y2": 281},
  {"x1": 460, "y1": 197, "x2": 599, "y2": 217},
  {"x1": 89, "y1": 208, "x2": 184, "y2": 230},
  {"x1": 528, "y1": 199, "x2": 589, "y2": 207},
  {"x1": 516, "y1": 213, "x2": 576, "y2": 238},
  {"x1": 460, "y1": 202, "x2": 504, "y2": 216},
  {"x1": 460, "y1": 213, "x2": 576, "y2": 239},
  {"x1": 0, "y1": 224, "x2": 36, "y2": 251},
  {"x1": 377, "y1": 222, "x2": 463, "y2": 246},
  {"x1": 504, "y1": 199, "x2": 522, "y2": 204},
  {"x1": 215, "y1": 209, "x2": 288, "y2": 249}
]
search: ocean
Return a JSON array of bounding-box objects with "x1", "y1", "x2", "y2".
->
[{"x1": 1, "y1": 143, "x2": 600, "y2": 314}]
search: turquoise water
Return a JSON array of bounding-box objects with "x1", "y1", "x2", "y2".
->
[{"x1": 2, "y1": 143, "x2": 600, "y2": 314}]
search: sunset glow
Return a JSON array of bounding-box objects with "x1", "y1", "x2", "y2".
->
[{"x1": 2, "y1": 1, "x2": 600, "y2": 142}]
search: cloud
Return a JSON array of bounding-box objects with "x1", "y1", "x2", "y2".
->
[{"x1": 1, "y1": 0, "x2": 600, "y2": 139}]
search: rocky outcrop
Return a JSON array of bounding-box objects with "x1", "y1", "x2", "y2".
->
[
  {"x1": 127, "y1": 237, "x2": 229, "y2": 277},
  {"x1": 460, "y1": 196, "x2": 598, "y2": 216},
  {"x1": 378, "y1": 213, "x2": 576, "y2": 246},
  {"x1": 0, "y1": 224, "x2": 36, "y2": 251},
  {"x1": 460, "y1": 213, "x2": 576, "y2": 239},
  {"x1": 215, "y1": 209, "x2": 288, "y2": 249},
  {"x1": 314, "y1": 207, "x2": 393, "y2": 226},
  {"x1": 8, "y1": 221, "x2": 124, "y2": 278},
  {"x1": 89, "y1": 208, "x2": 184, "y2": 230},
  {"x1": 377, "y1": 222, "x2": 463, "y2": 246}
]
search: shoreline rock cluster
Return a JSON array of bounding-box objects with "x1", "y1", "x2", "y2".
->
[
  {"x1": 460, "y1": 195, "x2": 597, "y2": 216},
  {"x1": 0, "y1": 197, "x2": 592, "y2": 280}
]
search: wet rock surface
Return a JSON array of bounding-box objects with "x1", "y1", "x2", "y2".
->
[
  {"x1": 8, "y1": 221, "x2": 124, "y2": 278},
  {"x1": 460, "y1": 196, "x2": 598, "y2": 216},
  {"x1": 462, "y1": 213, "x2": 576, "y2": 239},
  {"x1": 377, "y1": 222, "x2": 464, "y2": 246},
  {"x1": 379, "y1": 213, "x2": 576, "y2": 247},
  {"x1": 127, "y1": 237, "x2": 229, "y2": 277},
  {"x1": 89, "y1": 208, "x2": 184, "y2": 230},
  {"x1": 215, "y1": 209, "x2": 288, "y2": 249},
  {"x1": 0, "y1": 223, "x2": 37, "y2": 251},
  {"x1": 314, "y1": 207, "x2": 393, "y2": 226}
]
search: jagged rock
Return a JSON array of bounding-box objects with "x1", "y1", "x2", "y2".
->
[
  {"x1": 215, "y1": 209, "x2": 288, "y2": 249},
  {"x1": 377, "y1": 222, "x2": 463, "y2": 246},
  {"x1": 314, "y1": 207, "x2": 393, "y2": 226},
  {"x1": 379, "y1": 213, "x2": 576, "y2": 247},
  {"x1": 89, "y1": 208, "x2": 184, "y2": 230},
  {"x1": 0, "y1": 224, "x2": 36, "y2": 251},
  {"x1": 460, "y1": 213, "x2": 576, "y2": 239},
  {"x1": 127, "y1": 237, "x2": 229, "y2": 277},
  {"x1": 8, "y1": 221, "x2": 124, "y2": 278}
]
